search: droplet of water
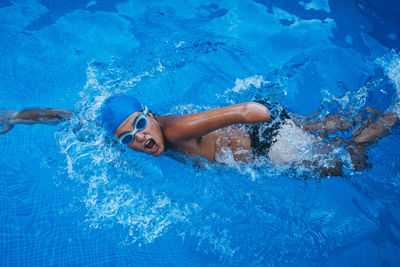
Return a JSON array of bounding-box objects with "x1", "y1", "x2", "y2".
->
[{"x1": 345, "y1": 35, "x2": 353, "y2": 45}]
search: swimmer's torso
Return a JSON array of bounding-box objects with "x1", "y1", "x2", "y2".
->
[
  {"x1": 165, "y1": 126, "x2": 251, "y2": 162},
  {"x1": 160, "y1": 112, "x2": 326, "y2": 166},
  {"x1": 165, "y1": 119, "x2": 328, "y2": 167}
]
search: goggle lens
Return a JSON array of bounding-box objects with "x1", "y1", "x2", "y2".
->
[
  {"x1": 135, "y1": 117, "x2": 146, "y2": 130},
  {"x1": 121, "y1": 134, "x2": 133, "y2": 145}
]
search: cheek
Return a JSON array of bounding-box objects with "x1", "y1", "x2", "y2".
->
[{"x1": 127, "y1": 142, "x2": 144, "y2": 152}]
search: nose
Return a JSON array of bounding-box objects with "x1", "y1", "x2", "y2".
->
[{"x1": 134, "y1": 131, "x2": 146, "y2": 142}]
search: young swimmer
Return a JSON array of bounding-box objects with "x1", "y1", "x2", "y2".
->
[
  {"x1": 100, "y1": 95, "x2": 270, "y2": 162},
  {"x1": 0, "y1": 94, "x2": 398, "y2": 175}
]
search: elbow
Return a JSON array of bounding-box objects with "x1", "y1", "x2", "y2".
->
[{"x1": 243, "y1": 102, "x2": 270, "y2": 123}]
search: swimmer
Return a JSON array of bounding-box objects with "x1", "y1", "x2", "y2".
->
[{"x1": 0, "y1": 95, "x2": 398, "y2": 176}]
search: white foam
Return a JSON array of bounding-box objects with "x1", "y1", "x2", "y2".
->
[
  {"x1": 217, "y1": 74, "x2": 274, "y2": 105},
  {"x1": 272, "y1": 7, "x2": 298, "y2": 21},
  {"x1": 231, "y1": 75, "x2": 268, "y2": 93},
  {"x1": 376, "y1": 50, "x2": 400, "y2": 116},
  {"x1": 301, "y1": 0, "x2": 331, "y2": 13},
  {"x1": 170, "y1": 103, "x2": 214, "y2": 114},
  {"x1": 55, "y1": 62, "x2": 191, "y2": 245}
]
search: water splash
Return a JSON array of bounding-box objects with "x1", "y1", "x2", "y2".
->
[
  {"x1": 55, "y1": 62, "x2": 191, "y2": 245},
  {"x1": 53, "y1": 60, "x2": 396, "y2": 263},
  {"x1": 216, "y1": 74, "x2": 353, "y2": 177},
  {"x1": 217, "y1": 75, "x2": 286, "y2": 105},
  {"x1": 376, "y1": 50, "x2": 400, "y2": 116}
]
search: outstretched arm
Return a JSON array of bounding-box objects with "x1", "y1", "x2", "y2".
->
[
  {"x1": 0, "y1": 109, "x2": 72, "y2": 134},
  {"x1": 161, "y1": 102, "x2": 270, "y2": 142}
]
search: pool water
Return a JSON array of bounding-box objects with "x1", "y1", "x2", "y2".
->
[{"x1": 1, "y1": 0, "x2": 400, "y2": 266}]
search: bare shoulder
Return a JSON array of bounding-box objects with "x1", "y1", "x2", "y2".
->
[
  {"x1": 157, "y1": 114, "x2": 184, "y2": 142},
  {"x1": 157, "y1": 114, "x2": 182, "y2": 131}
]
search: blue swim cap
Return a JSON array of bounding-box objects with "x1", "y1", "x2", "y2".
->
[{"x1": 100, "y1": 94, "x2": 144, "y2": 136}]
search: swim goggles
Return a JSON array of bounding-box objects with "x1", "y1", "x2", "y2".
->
[{"x1": 118, "y1": 106, "x2": 148, "y2": 145}]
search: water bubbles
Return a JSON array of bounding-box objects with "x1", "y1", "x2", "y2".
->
[
  {"x1": 55, "y1": 61, "x2": 190, "y2": 245},
  {"x1": 345, "y1": 35, "x2": 353, "y2": 45},
  {"x1": 52, "y1": 55, "x2": 400, "y2": 263},
  {"x1": 376, "y1": 50, "x2": 400, "y2": 116}
]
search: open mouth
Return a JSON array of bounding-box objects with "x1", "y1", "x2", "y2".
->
[{"x1": 144, "y1": 138, "x2": 158, "y2": 152}]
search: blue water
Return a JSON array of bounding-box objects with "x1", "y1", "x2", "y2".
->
[{"x1": 1, "y1": 0, "x2": 400, "y2": 266}]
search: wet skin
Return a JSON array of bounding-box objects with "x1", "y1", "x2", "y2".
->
[
  {"x1": 115, "y1": 112, "x2": 165, "y2": 157},
  {"x1": 1, "y1": 103, "x2": 398, "y2": 175},
  {"x1": 115, "y1": 104, "x2": 399, "y2": 175},
  {"x1": 114, "y1": 102, "x2": 271, "y2": 161},
  {"x1": 301, "y1": 108, "x2": 399, "y2": 171}
]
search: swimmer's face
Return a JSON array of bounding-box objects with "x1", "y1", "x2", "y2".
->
[{"x1": 115, "y1": 111, "x2": 165, "y2": 157}]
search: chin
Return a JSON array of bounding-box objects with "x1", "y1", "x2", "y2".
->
[{"x1": 153, "y1": 146, "x2": 164, "y2": 157}]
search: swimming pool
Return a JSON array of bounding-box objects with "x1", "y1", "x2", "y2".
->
[{"x1": 0, "y1": 0, "x2": 399, "y2": 265}]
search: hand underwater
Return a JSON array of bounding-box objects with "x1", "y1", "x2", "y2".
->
[{"x1": 0, "y1": 110, "x2": 16, "y2": 134}]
